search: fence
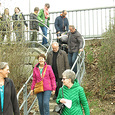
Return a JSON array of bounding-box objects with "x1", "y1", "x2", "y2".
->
[{"x1": 49, "y1": 6, "x2": 115, "y2": 39}]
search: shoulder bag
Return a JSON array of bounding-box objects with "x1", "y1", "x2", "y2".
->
[{"x1": 34, "y1": 65, "x2": 47, "y2": 94}]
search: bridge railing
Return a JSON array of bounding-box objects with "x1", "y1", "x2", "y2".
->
[
  {"x1": 49, "y1": 6, "x2": 115, "y2": 40},
  {"x1": 23, "y1": 6, "x2": 115, "y2": 40}
]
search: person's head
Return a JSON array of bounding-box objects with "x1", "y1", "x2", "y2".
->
[
  {"x1": 37, "y1": 54, "x2": 46, "y2": 65},
  {"x1": 44, "y1": 3, "x2": 50, "y2": 10},
  {"x1": 0, "y1": 62, "x2": 10, "y2": 78},
  {"x1": 62, "y1": 69, "x2": 75, "y2": 86},
  {"x1": 69, "y1": 25, "x2": 76, "y2": 33},
  {"x1": 14, "y1": 7, "x2": 20, "y2": 14},
  {"x1": 52, "y1": 42, "x2": 59, "y2": 52},
  {"x1": 4, "y1": 8, "x2": 9, "y2": 15},
  {"x1": 62, "y1": 10, "x2": 67, "y2": 17},
  {"x1": 34, "y1": 7, "x2": 39, "y2": 14}
]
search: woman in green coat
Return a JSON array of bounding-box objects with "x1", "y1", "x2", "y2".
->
[
  {"x1": 56, "y1": 69, "x2": 90, "y2": 115},
  {"x1": 37, "y1": 3, "x2": 50, "y2": 47}
]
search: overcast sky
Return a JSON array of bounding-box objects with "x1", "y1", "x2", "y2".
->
[{"x1": 1, "y1": 0, "x2": 115, "y2": 15}]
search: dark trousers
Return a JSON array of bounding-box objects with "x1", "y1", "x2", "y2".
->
[{"x1": 55, "y1": 77, "x2": 62, "y2": 97}]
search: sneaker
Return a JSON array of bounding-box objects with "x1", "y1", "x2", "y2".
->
[
  {"x1": 53, "y1": 95, "x2": 57, "y2": 100},
  {"x1": 44, "y1": 43, "x2": 49, "y2": 48}
]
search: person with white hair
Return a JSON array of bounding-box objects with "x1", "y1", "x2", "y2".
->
[
  {"x1": 56, "y1": 69, "x2": 90, "y2": 115},
  {"x1": 46, "y1": 42, "x2": 70, "y2": 100}
]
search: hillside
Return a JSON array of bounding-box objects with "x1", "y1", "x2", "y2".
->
[{"x1": 82, "y1": 39, "x2": 115, "y2": 115}]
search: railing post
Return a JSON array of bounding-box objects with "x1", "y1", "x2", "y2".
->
[
  {"x1": 23, "y1": 84, "x2": 28, "y2": 115},
  {"x1": 77, "y1": 56, "x2": 81, "y2": 84}
]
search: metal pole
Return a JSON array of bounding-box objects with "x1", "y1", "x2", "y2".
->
[
  {"x1": 29, "y1": 0, "x2": 31, "y2": 14},
  {"x1": 23, "y1": 85, "x2": 28, "y2": 115}
]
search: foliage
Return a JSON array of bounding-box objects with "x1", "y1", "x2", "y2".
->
[
  {"x1": 84, "y1": 18, "x2": 115, "y2": 101},
  {"x1": 0, "y1": 43, "x2": 31, "y2": 90}
]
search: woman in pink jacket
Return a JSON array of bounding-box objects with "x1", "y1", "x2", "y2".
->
[{"x1": 30, "y1": 54, "x2": 56, "y2": 115}]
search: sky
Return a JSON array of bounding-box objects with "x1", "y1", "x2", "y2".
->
[{"x1": 1, "y1": 0, "x2": 115, "y2": 15}]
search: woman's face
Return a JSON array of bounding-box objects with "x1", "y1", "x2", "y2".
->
[
  {"x1": 0, "y1": 65, "x2": 10, "y2": 78},
  {"x1": 62, "y1": 76, "x2": 70, "y2": 86},
  {"x1": 45, "y1": 6, "x2": 49, "y2": 10},
  {"x1": 15, "y1": 8, "x2": 19, "y2": 13},
  {"x1": 5, "y1": 9, "x2": 9, "y2": 15},
  {"x1": 38, "y1": 57, "x2": 45, "y2": 65}
]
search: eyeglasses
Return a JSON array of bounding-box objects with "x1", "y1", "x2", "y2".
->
[
  {"x1": 62, "y1": 78, "x2": 69, "y2": 81},
  {"x1": 38, "y1": 58, "x2": 45, "y2": 61}
]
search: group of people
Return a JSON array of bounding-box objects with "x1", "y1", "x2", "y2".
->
[
  {"x1": 0, "y1": 2, "x2": 90, "y2": 115},
  {"x1": 30, "y1": 42, "x2": 90, "y2": 115},
  {"x1": 30, "y1": 3, "x2": 50, "y2": 47},
  {"x1": 0, "y1": 2, "x2": 28, "y2": 42}
]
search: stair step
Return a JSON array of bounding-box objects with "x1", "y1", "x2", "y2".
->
[{"x1": 30, "y1": 96, "x2": 58, "y2": 115}]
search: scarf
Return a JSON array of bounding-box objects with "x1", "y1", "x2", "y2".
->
[{"x1": 44, "y1": 7, "x2": 49, "y2": 19}]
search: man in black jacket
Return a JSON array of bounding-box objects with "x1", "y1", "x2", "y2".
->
[{"x1": 30, "y1": 7, "x2": 39, "y2": 42}]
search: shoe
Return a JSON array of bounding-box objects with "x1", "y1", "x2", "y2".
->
[
  {"x1": 43, "y1": 43, "x2": 49, "y2": 48},
  {"x1": 53, "y1": 95, "x2": 57, "y2": 100}
]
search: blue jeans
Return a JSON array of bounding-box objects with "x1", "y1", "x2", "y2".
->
[
  {"x1": 37, "y1": 90, "x2": 51, "y2": 115},
  {"x1": 40, "y1": 26, "x2": 48, "y2": 45},
  {"x1": 68, "y1": 52, "x2": 78, "y2": 73}
]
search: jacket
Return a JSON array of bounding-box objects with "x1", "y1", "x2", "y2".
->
[
  {"x1": 0, "y1": 78, "x2": 20, "y2": 115},
  {"x1": 55, "y1": 14, "x2": 69, "y2": 33},
  {"x1": 37, "y1": 9, "x2": 50, "y2": 27},
  {"x1": 68, "y1": 30, "x2": 83, "y2": 53},
  {"x1": 30, "y1": 13, "x2": 39, "y2": 31},
  {"x1": 31, "y1": 62, "x2": 56, "y2": 91},
  {"x1": 56, "y1": 79, "x2": 90, "y2": 115},
  {"x1": 1, "y1": 14, "x2": 11, "y2": 31},
  {"x1": 46, "y1": 50, "x2": 70, "y2": 78},
  {"x1": 12, "y1": 12, "x2": 28, "y2": 29}
]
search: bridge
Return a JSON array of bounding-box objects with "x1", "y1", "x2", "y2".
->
[{"x1": 0, "y1": 6, "x2": 115, "y2": 115}]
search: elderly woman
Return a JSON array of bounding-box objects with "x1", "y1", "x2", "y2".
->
[
  {"x1": 56, "y1": 69, "x2": 90, "y2": 115},
  {"x1": 0, "y1": 62, "x2": 20, "y2": 115},
  {"x1": 31, "y1": 54, "x2": 56, "y2": 115}
]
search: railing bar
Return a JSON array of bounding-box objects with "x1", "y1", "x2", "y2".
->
[{"x1": 27, "y1": 97, "x2": 37, "y2": 114}]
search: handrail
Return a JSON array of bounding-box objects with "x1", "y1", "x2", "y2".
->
[{"x1": 16, "y1": 19, "x2": 53, "y2": 115}]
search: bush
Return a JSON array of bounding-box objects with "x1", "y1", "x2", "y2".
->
[{"x1": 0, "y1": 43, "x2": 31, "y2": 91}]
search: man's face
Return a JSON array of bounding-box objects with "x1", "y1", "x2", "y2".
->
[
  {"x1": 69, "y1": 27, "x2": 75, "y2": 33},
  {"x1": 62, "y1": 11, "x2": 67, "y2": 17},
  {"x1": 52, "y1": 44, "x2": 59, "y2": 52}
]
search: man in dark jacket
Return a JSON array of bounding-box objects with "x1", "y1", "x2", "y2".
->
[
  {"x1": 46, "y1": 42, "x2": 70, "y2": 99},
  {"x1": 30, "y1": 7, "x2": 39, "y2": 42},
  {"x1": 68, "y1": 25, "x2": 83, "y2": 73},
  {"x1": 54, "y1": 10, "x2": 69, "y2": 49}
]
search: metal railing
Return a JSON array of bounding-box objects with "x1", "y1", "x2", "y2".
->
[
  {"x1": 49, "y1": 6, "x2": 115, "y2": 40},
  {"x1": 23, "y1": 6, "x2": 115, "y2": 40},
  {"x1": 13, "y1": 20, "x2": 53, "y2": 115}
]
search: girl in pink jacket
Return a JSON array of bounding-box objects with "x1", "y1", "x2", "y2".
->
[{"x1": 30, "y1": 54, "x2": 56, "y2": 115}]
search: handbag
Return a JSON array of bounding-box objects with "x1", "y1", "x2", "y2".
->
[
  {"x1": 34, "y1": 66, "x2": 47, "y2": 94},
  {"x1": 53, "y1": 86, "x2": 65, "y2": 114}
]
